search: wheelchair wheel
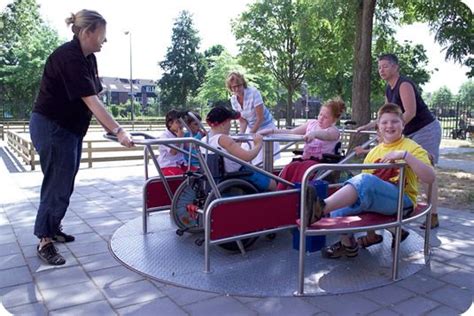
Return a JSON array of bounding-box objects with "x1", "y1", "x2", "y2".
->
[
  {"x1": 170, "y1": 181, "x2": 204, "y2": 233},
  {"x1": 204, "y1": 179, "x2": 259, "y2": 252}
]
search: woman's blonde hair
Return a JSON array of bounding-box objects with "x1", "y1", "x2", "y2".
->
[
  {"x1": 225, "y1": 72, "x2": 248, "y2": 91},
  {"x1": 322, "y1": 97, "x2": 345, "y2": 120},
  {"x1": 65, "y1": 9, "x2": 106, "y2": 36}
]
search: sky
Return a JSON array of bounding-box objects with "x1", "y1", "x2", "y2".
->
[{"x1": 1, "y1": 0, "x2": 472, "y2": 94}]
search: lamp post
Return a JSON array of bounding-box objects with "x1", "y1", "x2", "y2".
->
[{"x1": 124, "y1": 31, "x2": 134, "y2": 121}]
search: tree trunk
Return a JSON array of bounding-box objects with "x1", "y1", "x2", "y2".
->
[
  {"x1": 286, "y1": 88, "x2": 294, "y2": 127},
  {"x1": 350, "y1": 0, "x2": 376, "y2": 148}
]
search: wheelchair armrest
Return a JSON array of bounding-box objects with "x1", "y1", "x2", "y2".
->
[
  {"x1": 221, "y1": 170, "x2": 254, "y2": 180},
  {"x1": 321, "y1": 153, "x2": 343, "y2": 164}
]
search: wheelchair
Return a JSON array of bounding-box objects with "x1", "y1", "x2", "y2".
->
[{"x1": 170, "y1": 152, "x2": 261, "y2": 251}]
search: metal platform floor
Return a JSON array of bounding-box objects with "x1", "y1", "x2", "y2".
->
[{"x1": 110, "y1": 212, "x2": 428, "y2": 297}]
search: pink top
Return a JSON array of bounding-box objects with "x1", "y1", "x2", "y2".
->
[{"x1": 302, "y1": 120, "x2": 340, "y2": 160}]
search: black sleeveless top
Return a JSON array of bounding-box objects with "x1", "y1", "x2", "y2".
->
[{"x1": 385, "y1": 76, "x2": 435, "y2": 135}]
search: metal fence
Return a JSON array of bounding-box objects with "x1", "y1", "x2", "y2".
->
[{"x1": 431, "y1": 102, "x2": 472, "y2": 140}]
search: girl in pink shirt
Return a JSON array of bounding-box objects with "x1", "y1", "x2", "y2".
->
[{"x1": 259, "y1": 98, "x2": 345, "y2": 189}]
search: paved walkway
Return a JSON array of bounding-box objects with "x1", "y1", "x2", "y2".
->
[{"x1": 0, "y1": 142, "x2": 473, "y2": 315}]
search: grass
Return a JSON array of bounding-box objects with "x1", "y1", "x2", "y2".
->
[{"x1": 436, "y1": 168, "x2": 474, "y2": 210}]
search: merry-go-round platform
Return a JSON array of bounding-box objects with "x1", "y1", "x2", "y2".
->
[{"x1": 109, "y1": 211, "x2": 428, "y2": 297}]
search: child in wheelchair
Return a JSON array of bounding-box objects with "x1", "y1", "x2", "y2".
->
[
  {"x1": 183, "y1": 111, "x2": 207, "y2": 168},
  {"x1": 305, "y1": 103, "x2": 435, "y2": 259},
  {"x1": 158, "y1": 109, "x2": 192, "y2": 176},
  {"x1": 206, "y1": 106, "x2": 276, "y2": 191},
  {"x1": 259, "y1": 97, "x2": 346, "y2": 189}
]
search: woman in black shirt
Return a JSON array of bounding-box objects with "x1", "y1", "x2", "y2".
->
[{"x1": 30, "y1": 9, "x2": 133, "y2": 265}]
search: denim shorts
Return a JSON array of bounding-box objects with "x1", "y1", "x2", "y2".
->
[
  {"x1": 330, "y1": 173, "x2": 413, "y2": 218},
  {"x1": 240, "y1": 166, "x2": 271, "y2": 191}
]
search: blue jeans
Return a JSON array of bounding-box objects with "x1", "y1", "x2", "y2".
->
[
  {"x1": 330, "y1": 173, "x2": 413, "y2": 218},
  {"x1": 30, "y1": 113, "x2": 83, "y2": 239}
]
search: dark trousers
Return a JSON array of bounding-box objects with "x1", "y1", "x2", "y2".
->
[{"x1": 29, "y1": 113, "x2": 83, "y2": 239}]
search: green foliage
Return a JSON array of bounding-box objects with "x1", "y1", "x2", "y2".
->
[
  {"x1": 455, "y1": 80, "x2": 473, "y2": 107},
  {"x1": 232, "y1": 0, "x2": 312, "y2": 125},
  {"x1": 0, "y1": 0, "x2": 62, "y2": 119},
  {"x1": 196, "y1": 50, "x2": 243, "y2": 105},
  {"x1": 413, "y1": 0, "x2": 473, "y2": 77},
  {"x1": 110, "y1": 105, "x2": 119, "y2": 118},
  {"x1": 158, "y1": 11, "x2": 207, "y2": 111},
  {"x1": 431, "y1": 86, "x2": 454, "y2": 107}
]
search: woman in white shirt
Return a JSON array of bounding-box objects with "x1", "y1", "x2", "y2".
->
[{"x1": 226, "y1": 72, "x2": 280, "y2": 165}]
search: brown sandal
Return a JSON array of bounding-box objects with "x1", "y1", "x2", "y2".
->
[{"x1": 357, "y1": 234, "x2": 383, "y2": 248}]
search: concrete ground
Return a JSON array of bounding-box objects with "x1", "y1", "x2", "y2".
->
[{"x1": 0, "y1": 141, "x2": 473, "y2": 315}]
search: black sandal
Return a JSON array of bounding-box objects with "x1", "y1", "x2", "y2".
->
[
  {"x1": 391, "y1": 229, "x2": 410, "y2": 249},
  {"x1": 37, "y1": 243, "x2": 66, "y2": 265},
  {"x1": 357, "y1": 234, "x2": 383, "y2": 248}
]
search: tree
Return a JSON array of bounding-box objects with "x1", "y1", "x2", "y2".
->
[
  {"x1": 352, "y1": 0, "x2": 472, "y2": 129},
  {"x1": 204, "y1": 44, "x2": 225, "y2": 69},
  {"x1": 158, "y1": 11, "x2": 206, "y2": 112},
  {"x1": 456, "y1": 80, "x2": 473, "y2": 107},
  {"x1": 350, "y1": 0, "x2": 376, "y2": 130},
  {"x1": 414, "y1": 1, "x2": 473, "y2": 77},
  {"x1": 232, "y1": 0, "x2": 312, "y2": 126},
  {"x1": 196, "y1": 51, "x2": 244, "y2": 107},
  {"x1": 0, "y1": 0, "x2": 61, "y2": 119},
  {"x1": 431, "y1": 86, "x2": 454, "y2": 107}
]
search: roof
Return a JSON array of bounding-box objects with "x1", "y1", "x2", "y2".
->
[{"x1": 100, "y1": 77, "x2": 156, "y2": 93}]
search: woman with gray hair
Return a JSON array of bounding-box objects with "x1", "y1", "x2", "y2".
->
[{"x1": 29, "y1": 9, "x2": 133, "y2": 265}]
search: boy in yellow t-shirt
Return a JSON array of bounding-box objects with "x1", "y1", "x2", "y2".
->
[{"x1": 306, "y1": 103, "x2": 435, "y2": 259}]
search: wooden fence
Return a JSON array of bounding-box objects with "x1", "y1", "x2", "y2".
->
[{"x1": 5, "y1": 129, "x2": 303, "y2": 171}]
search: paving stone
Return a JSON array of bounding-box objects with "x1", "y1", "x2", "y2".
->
[
  {"x1": 13, "y1": 229, "x2": 39, "y2": 247},
  {"x1": 113, "y1": 211, "x2": 141, "y2": 222},
  {"x1": 419, "y1": 259, "x2": 460, "y2": 278},
  {"x1": 26, "y1": 249, "x2": 78, "y2": 273},
  {"x1": 34, "y1": 265, "x2": 90, "y2": 291},
  {"x1": 77, "y1": 252, "x2": 122, "y2": 272},
  {"x1": 59, "y1": 223, "x2": 94, "y2": 235},
  {"x1": 0, "y1": 242, "x2": 21, "y2": 256},
  {"x1": 303, "y1": 293, "x2": 381, "y2": 315},
  {"x1": 0, "y1": 283, "x2": 40, "y2": 308},
  {"x1": 67, "y1": 239, "x2": 109, "y2": 257},
  {"x1": 67, "y1": 231, "x2": 105, "y2": 244},
  {"x1": 367, "y1": 308, "x2": 400, "y2": 316},
  {"x1": 397, "y1": 272, "x2": 446, "y2": 294},
  {"x1": 89, "y1": 265, "x2": 144, "y2": 288},
  {"x1": 440, "y1": 269, "x2": 474, "y2": 291},
  {"x1": 425, "y1": 305, "x2": 467, "y2": 316},
  {"x1": 246, "y1": 297, "x2": 319, "y2": 315},
  {"x1": 41, "y1": 281, "x2": 105, "y2": 311},
  {"x1": 359, "y1": 284, "x2": 415, "y2": 305},
  {"x1": 6, "y1": 302, "x2": 48, "y2": 315},
  {"x1": 182, "y1": 295, "x2": 256, "y2": 316},
  {"x1": 430, "y1": 248, "x2": 460, "y2": 262},
  {"x1": 100, "y1": 280, "x2": 165, "y2": 309},
  {"x1": 445, "y1": 254, "x2": 474, "y2": 273},
  {"x1": 117, "y1": 297, "x2": 187, "y2": 316},
  {"x1": 234, "y1": 296, "x2": 261, "y2": 304},
  {"x1": 159, "y1": 284, "x2": 219, "y2": 306},
  {"x1": 0, "y1": 232, "x2": 17, "y2": 245},
  {"x1": 427, "y1": 284, "x2": 473, "y2": 312},
  {"x1": 0, "y1": 253, "x2": 27, "y2": 270},
  {"x1": 49, "y1": 300, "x2": 116, "y2": 316},
  {"x1": 391, "y1": 296, "x2": 440, "y2": 315},
  {"x1": 0, "y1": 266, "x2": 32, "y2": 289}
]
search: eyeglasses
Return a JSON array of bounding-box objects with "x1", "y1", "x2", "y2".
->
[{"x1": 230, "y1": 84, "x2": 243, "y2": 89}]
